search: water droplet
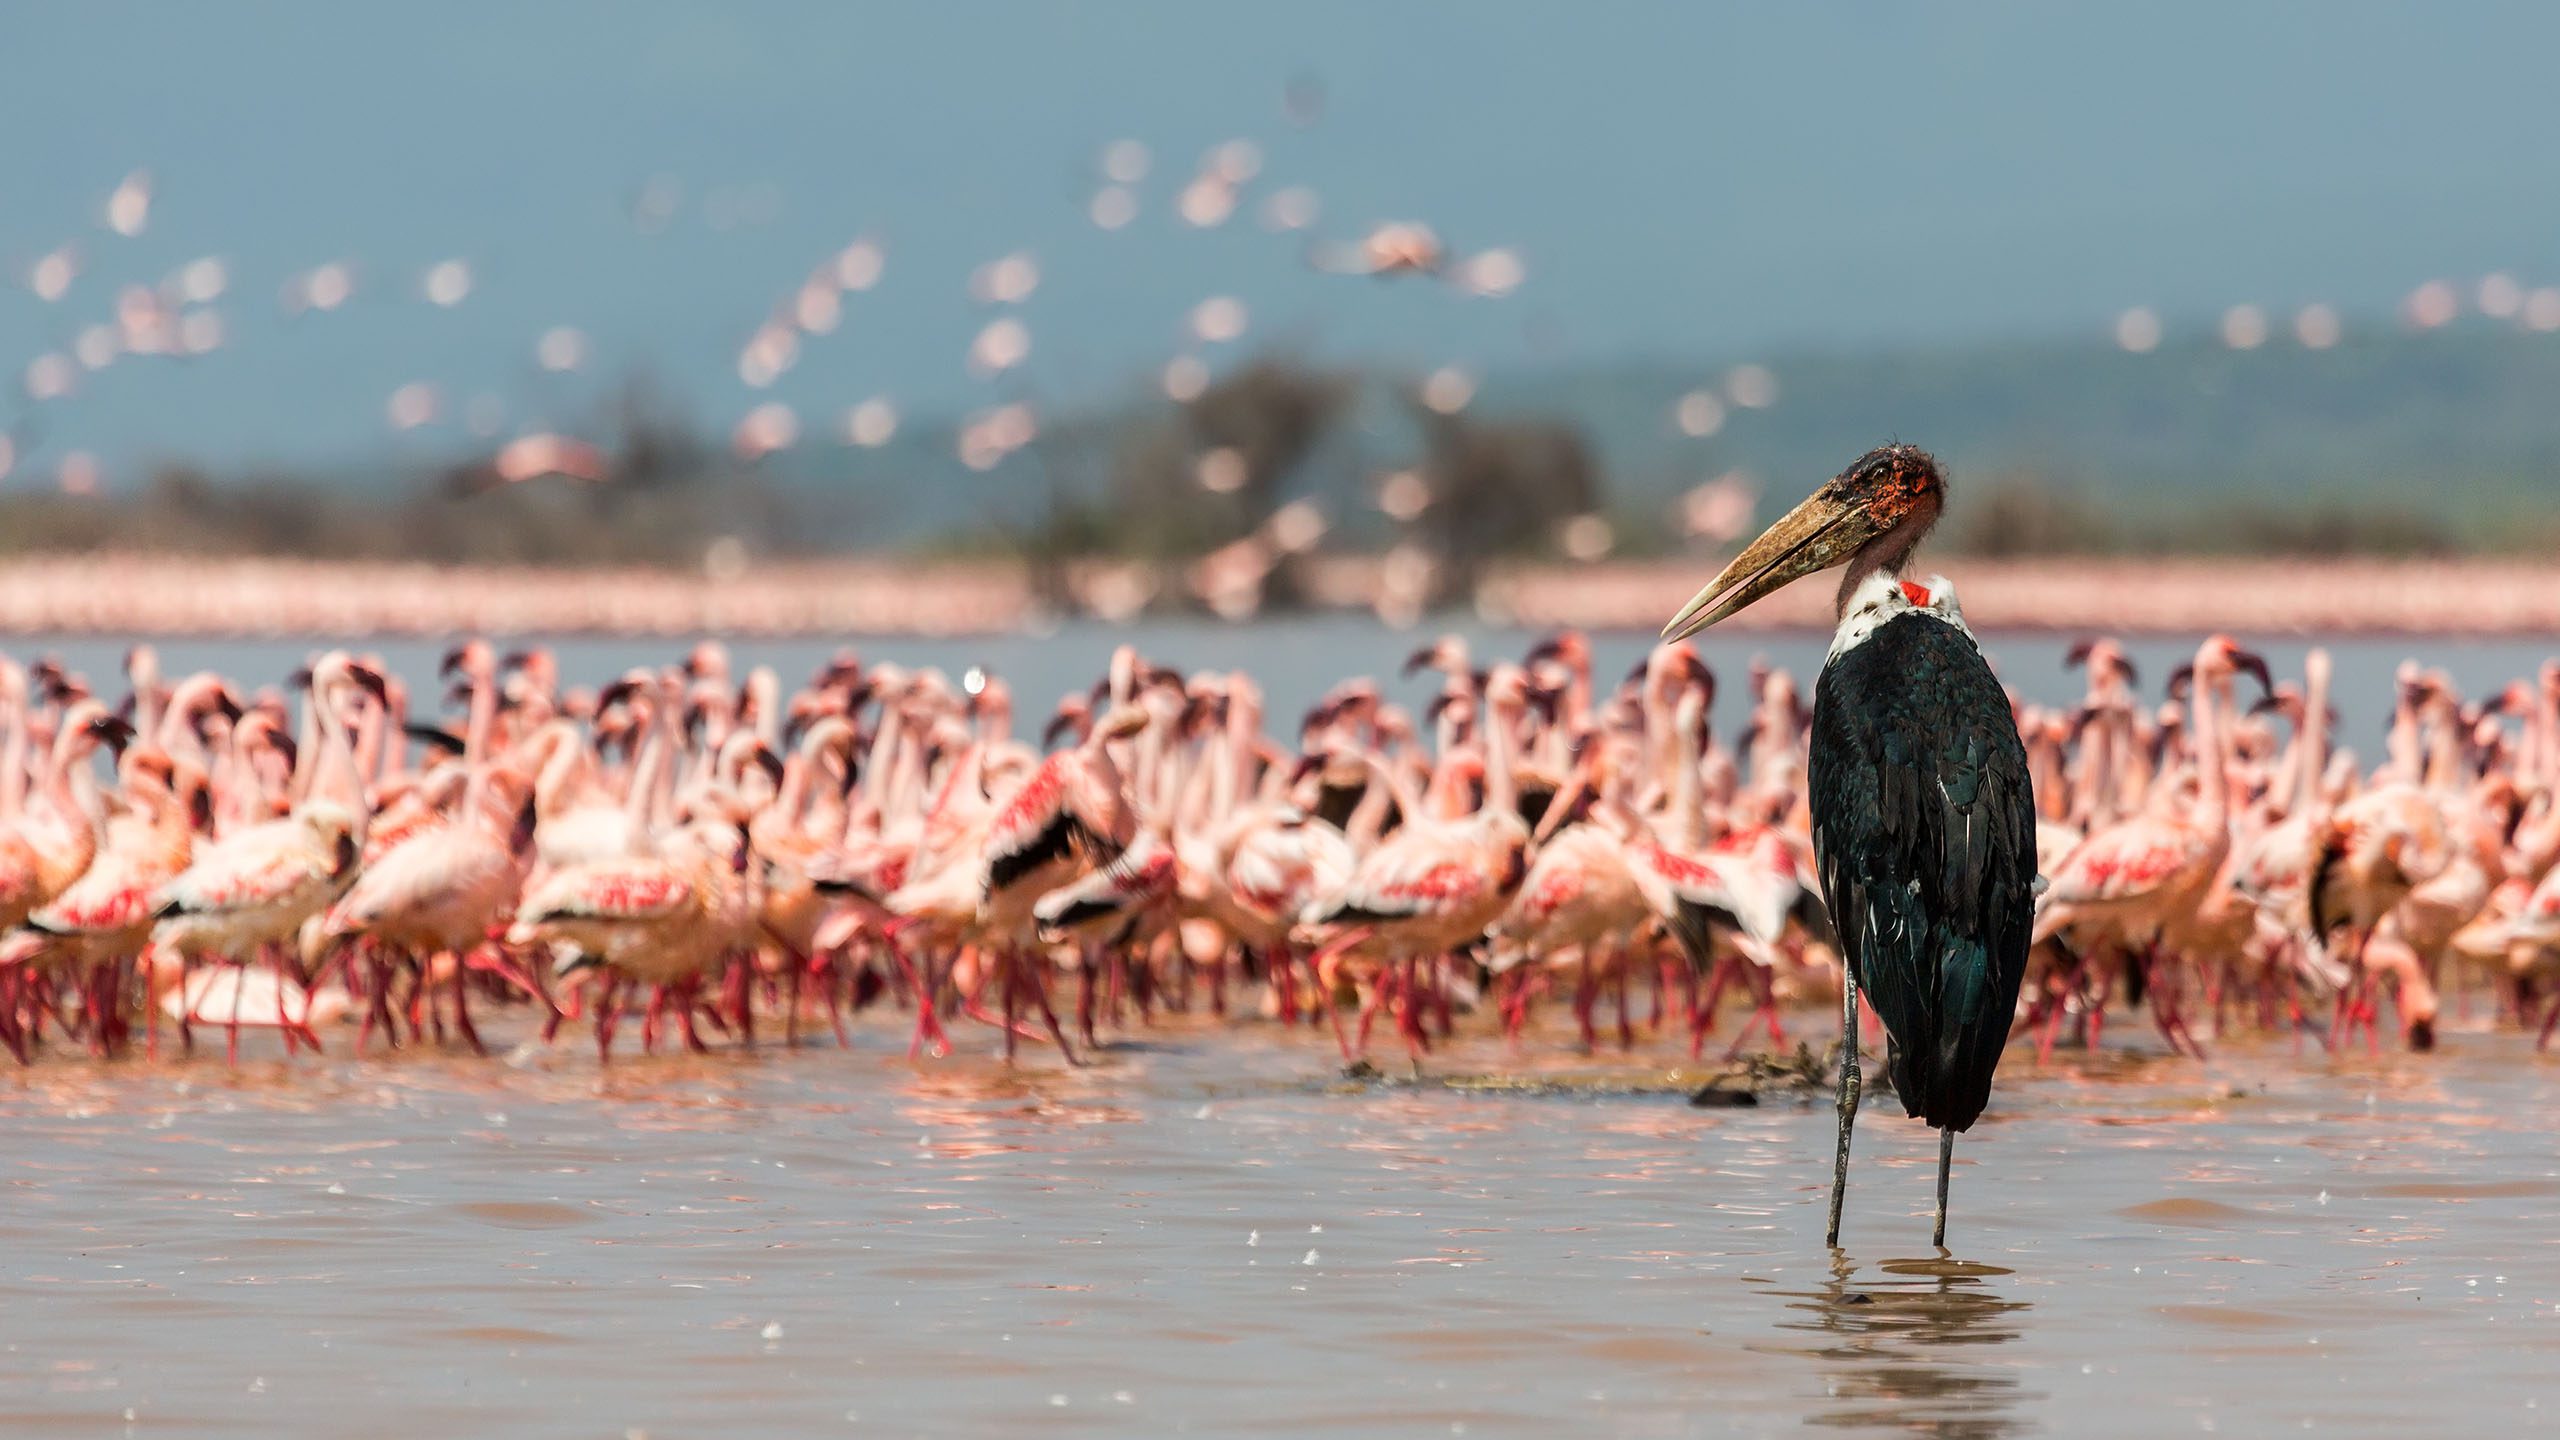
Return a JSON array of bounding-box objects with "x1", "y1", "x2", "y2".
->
[{"x1": 1301, "y1": 1249, "x2": 1319, "y2": 1265}]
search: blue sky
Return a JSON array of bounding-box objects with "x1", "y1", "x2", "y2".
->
[{"x1": 9, "y1": 1, "x2": 2560, "y2": 478}]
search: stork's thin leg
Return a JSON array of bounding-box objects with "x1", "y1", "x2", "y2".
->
[
  {"x1": 1933, "y1": 1128, "x2": 1955, "y2": 1249},
  {"x1": 1825, "y1": 963, "x2": 1862, "y2": 1249}
]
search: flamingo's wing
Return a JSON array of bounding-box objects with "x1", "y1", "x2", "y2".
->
[
  {"x1": 34, "y1": 860, "x2": 155, "y2": 936},
  {"x1": 987, "y1": 756, "x2": 1131, "y2": 893},
  {"x1": 159, "y1": 828, "x2": 353, "y2": 918},
  {"x1": 2043, "y1": 818, "x2": 2196, "y2": 908},
  {"x1": 1320, "y1": 839, "x2": 1489, "y2": 925},
  {"x1": 1034, "y1": 837, "x2": 1175, "y2": 932},
  {"x1": 1630, "y1": 843, "x2": 1749, "y2": 967},
  {"x1": 520, "y1": 862, "x2": 695, "y2": 924}
]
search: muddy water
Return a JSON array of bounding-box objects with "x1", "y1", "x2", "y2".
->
[{"x1": 3, "y1": 1011, "x2": 2555, "y2": 1438}]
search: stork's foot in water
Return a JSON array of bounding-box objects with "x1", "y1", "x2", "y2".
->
[
  {"x1": 1932, "y1": 1128, "x2": 1955, "y2": 1249},
  {"x1": 1824, "y1": 970, "x2": 1864, "y2": 1249}
]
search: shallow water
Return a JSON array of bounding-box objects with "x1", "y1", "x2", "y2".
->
[{"x1": 3, "y1": 1007, "x2": 2555, "y2": 1438}]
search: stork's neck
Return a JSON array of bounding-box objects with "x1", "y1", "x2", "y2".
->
[
  {"x1": 1826, "y1": 569, "x2": 1969, "y2": 666},
  {"x1": 1834, "y1": 503, "x2": 1935, "y2": 618}
]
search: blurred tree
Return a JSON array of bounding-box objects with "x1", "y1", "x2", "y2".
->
[
  {"x1": 1410, "y1": 397, "x2": 1600, "y2": 600},
  {"x1": 1941, "y1": 471, "x2": 2107, "y2": 556},
  {"x1": 1104, "y1": 360, "x2": 1350, "y2": 561}
]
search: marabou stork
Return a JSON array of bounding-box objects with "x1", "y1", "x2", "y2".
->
[{"x1": 1663, "y1": 445, "x2": 2034, "y2": 1249}]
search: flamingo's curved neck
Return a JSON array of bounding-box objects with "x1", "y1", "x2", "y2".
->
[
  {"x1": 2191, "y1": 672, "x2": 2230, "y2": 838},
  {"x1": 2295, "y1": 658, "x2": 2330, "y2": 816},
  {"x1": 1482, "y1": 704, "x2": 1518, "y2": 819}
]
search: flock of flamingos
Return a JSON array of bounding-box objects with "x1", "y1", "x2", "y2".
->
[{"x1": 0, "y1": 628, "x2": 2549, "y2": 1070}]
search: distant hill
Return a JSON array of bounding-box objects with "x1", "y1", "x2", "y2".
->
[
  {"x1": 1486, "y1": 330, "x2": 2560, "y2": 543},
  {"x1": 747, "y1": 324, "x2": 2560, "y2": 555}
]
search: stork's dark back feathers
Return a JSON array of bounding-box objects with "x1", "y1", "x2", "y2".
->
[{"x1": 1810, "y1": 613, "x2": 2036, "y2": 1132}]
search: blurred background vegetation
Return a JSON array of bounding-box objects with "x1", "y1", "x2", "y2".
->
[{"x1": 5, "y1": 324, "x2": 2545, "y2": 608}]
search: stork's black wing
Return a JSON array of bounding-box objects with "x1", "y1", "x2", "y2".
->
[{"x1": 1809, "y1": 614, "x2": 2036, "y2": 1132}]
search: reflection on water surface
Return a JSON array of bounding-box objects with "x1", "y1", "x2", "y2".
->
[{"x1": 1, "y1": 1014, "x2": 2556, "y2": 1437}]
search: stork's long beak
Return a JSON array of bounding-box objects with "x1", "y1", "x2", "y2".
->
[{"x1": 1661, "y1": 487, "x2": 1880, "y2": 641}]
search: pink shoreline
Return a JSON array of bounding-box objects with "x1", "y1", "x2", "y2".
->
[{"x1": 0, "y1": 553, "x2": 2551, "y2": 637}]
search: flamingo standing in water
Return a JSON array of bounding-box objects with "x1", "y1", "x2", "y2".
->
[
  {"x1": 22, "y1": 748, "x2": 211, "y2": 1057},
  {"x1": 0, "y1": 699, "x2": 124, "y2": 1059},
  {"x1": 1301, "y1": 666, "x2": 1533, "y2": 1064},
  {"x1": 319, "y1": 644, "x2": 536, "y2": 1052},
  {"x1": 512, "y1": 810, "x2": 756, "y2": 1058},
  {"x1": 2035, "y1": 636, "x2": 2269, "y2": 1058},
  {"x1": 1490, "y1": 733, "x2": 1650, "y2": 1051},
  {"x1": 976, "y1": 703, "x2": 1149, "y2": 1063},
  {"x1": 148, "y1": 654, "x2": 382, "y2": 1060}
]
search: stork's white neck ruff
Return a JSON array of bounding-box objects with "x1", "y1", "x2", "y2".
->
[{"x1": 1827, "y1": 570, "x2": 1973, "y2": 663}]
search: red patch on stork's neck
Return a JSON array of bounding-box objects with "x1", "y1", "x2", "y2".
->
[{"x1": 1898, "y1": 580, "x2": 1933, "y2": 608}]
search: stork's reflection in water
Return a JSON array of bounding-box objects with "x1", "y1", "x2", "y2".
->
[{"x1": 1766, "y1": 1251, "x2": 2036, "y2": 1439}]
